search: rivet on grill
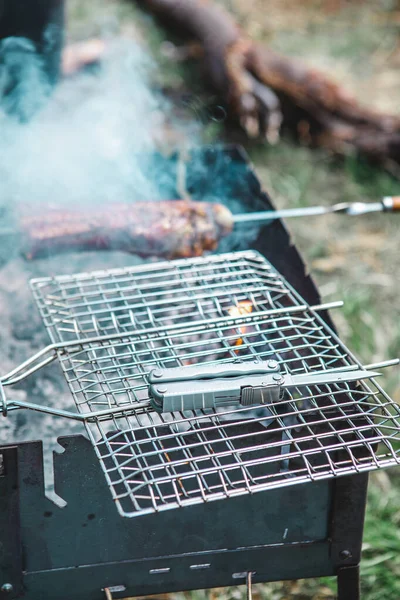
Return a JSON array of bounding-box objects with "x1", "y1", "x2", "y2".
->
[
  {"x1": 272, "y1": 373, "x2": 283, "y2": 382},
  {"x1": 268, "y1": 360, "x2": 278, "y2": 370},
  {"x1": 339, "y1": 550, "x2": 352, "y2": 560},
  {"x1": 152, "y1": 371, "x2": 163, "y2": 378},
  {"x1": 157, "y1": 387, "x2": 168, "y2": 394}
]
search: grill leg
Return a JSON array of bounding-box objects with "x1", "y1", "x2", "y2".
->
[{"x1": 337, "y1": 565, "x2": 360, "y2": 600}]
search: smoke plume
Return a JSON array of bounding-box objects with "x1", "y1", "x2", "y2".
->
[{"x1": 0, "y1": 36, "x2": 170, "y2": 219}]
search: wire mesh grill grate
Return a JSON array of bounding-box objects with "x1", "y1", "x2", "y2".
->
[{"x1": 31, "y1": 251, "x2": 400, "y2": 517}]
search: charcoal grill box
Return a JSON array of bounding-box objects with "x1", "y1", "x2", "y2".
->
[{"x1": 0, "y1": 146, "x2": 375, "y2": 600}]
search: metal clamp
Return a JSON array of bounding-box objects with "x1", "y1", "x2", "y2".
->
[
  {"x1": 148, "y1": 360, "x2": 388, "y2": 414},
  {"x1": 149, "y1": 360, "x2": 283, "y2": 412}
]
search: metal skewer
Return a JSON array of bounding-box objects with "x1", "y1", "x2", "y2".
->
[
  {"x1": 233, "y1": 196, "x2": 400, "y2": 224},
  {"x1": 0, "y1": 198, "x2": 398, "y2": 244}
]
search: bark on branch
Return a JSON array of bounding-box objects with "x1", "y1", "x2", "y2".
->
[{"x1": 136, "y1": 0, "x2": 400, "y2": 166}]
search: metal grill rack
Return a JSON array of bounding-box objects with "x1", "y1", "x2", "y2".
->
[{"x1": 9, "y1": 249, "x2": 395, "y2": 519}]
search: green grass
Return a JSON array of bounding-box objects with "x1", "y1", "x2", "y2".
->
[
  {"x1": 269, "y1": 7, "x2": 398, "y2": 68},
  {"x1": 338, "y1": 287, "x2": 377, "y2": 357},
  {"x1": 361, "y1": 473, "x2": 400, "y2": 600}
]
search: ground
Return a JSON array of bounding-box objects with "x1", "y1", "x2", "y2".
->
[{"x1": 13, "y1": 1, "x2": 400, "y2": 598}]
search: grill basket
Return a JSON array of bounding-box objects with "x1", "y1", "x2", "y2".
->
[{"x1": 1, "y1": 249, "x2": 391, "y2": 518}]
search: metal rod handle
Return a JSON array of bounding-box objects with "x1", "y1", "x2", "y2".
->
[
  {"x1": 233, "y1": 197, "x2": 400, "y2": 224},
  {"x1": 0, "y1": 301, "x2": 343, "y2": 387},
  {"x1": 0, "y1": 346, "x2": 58, "y2": 386},
  {"x1": 246, "y1": 571, "x2": 254, "y2": 600}
]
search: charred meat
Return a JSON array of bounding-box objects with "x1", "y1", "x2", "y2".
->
[{"x1": 20, "y1": 200, "x2": 234, "y2": 260}]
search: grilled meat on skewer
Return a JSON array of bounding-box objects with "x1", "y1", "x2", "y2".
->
[
  {"x1": 15, "y1": 195, "x2": 399, "y2": 262},
  {"x1": 20, "y1": 200, "x2": 234, "y2": 260}
]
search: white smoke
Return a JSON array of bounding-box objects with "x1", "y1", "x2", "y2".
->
[{"x1": 0, "y1": 37, "x2": 168, "y2": 214}]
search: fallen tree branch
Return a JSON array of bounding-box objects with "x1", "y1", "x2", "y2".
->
[
  {"x1": 136, "y1": 0, "x2": 400, "y2": 165},
  {"x1": 143, "y1": 0, "x2": 282, "y2": 142}
]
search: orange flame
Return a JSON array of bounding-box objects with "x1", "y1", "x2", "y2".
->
[{"x1": 228, "y1": 301, "x2": 253, "y2": 350}]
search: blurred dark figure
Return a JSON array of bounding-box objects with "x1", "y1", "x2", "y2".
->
[{"x1": 0, "y1": 0, "x2": 64, "y2": 121}]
